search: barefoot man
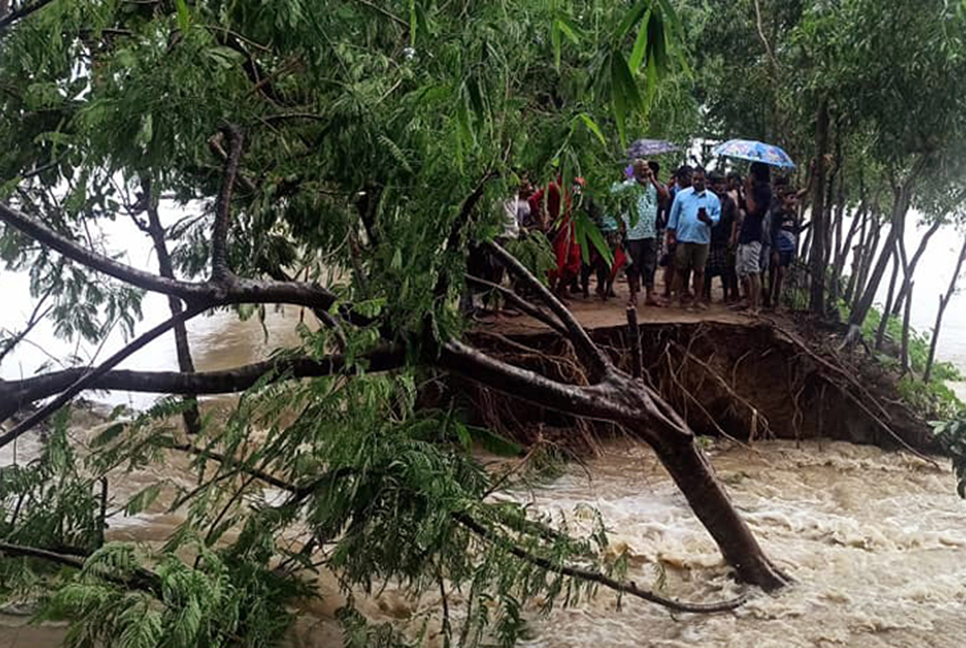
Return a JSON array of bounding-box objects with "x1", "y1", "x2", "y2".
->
[
  {"x1": 667, "y1": 167, "x2": 720, "y2": 310},
  {"x1": 611, "y1": 159, "x2": 669, "y2": 307}
]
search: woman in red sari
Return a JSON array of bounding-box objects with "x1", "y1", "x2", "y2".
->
[{"x1": 529, "y1": 177, "x2": 582, "y2": 298}]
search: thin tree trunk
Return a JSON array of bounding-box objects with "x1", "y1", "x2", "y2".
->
[
  {"x1": 924, "y1": 235, "x2": 966, "y2": 382},
  {"x1": 844, "y1": 209, "x2": 868, "y2": 304},
  {"x1": 833, "y1": 203, "x2": 864, "y2": 303},
  {"x1": 852, "y1": 219, "x2": 881, "y2": 316},
  {"x1": 875, "y1": 244, "x2": 899, "y2": 351},
  {"x1": 851, "y1": 188, "x2": 908, "y2": 329},
  {"x1": 142, "y1": 178, "x2": 202, "y2": 434},
  {"x1": 901, "y1": 280, "x2": 913, "y2": 375},
  {"x1": 809, "y1": 99, "x2": 830, "y2": 315},
  {"x1": 891, "y1": 220, "x2": 942, "y2": 317}
]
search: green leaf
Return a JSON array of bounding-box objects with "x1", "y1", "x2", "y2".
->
[
  {"x1": 629, "y1": 8, "x2": 652, "y2": 70},
  {"x1": 174, "y1": 0, "x2": 191, "y2": 32},
  {"x1": 576, "y1": 113, "x2": 607, "y2": 146},
  {"x1": 583, "y1": 214, "x2": 614, "y2": 267},
  {"x1": 617, "y1": 1, "x2": 649, "y2": 39},
  {"x1": 124, "y1": 483, "x2": 163, "y2": 516},
  {"x1": 237, "y1": 303, "x2": 256, "y2": 321},
  {"x1": 610, "y1": 50, "x2": 644, "y2": 147},
  {"x1": 557, "y1": 16, "x2": 579, "y2": 44},
  {"x1": 136, "y1": 113, "x2": 153, "y2": 148},
  {"x1": 409, "y1": 0, "x2": 418, "y2": 47},
  {"x1": 91, "y1": 423, "x2": 125, "y2": 447},
  {"x1": 551, "y1": 19, "x2": 562, "y2": 70}
]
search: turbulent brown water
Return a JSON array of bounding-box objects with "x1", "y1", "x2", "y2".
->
[
  {"x1": 3, "y1": 426, "x2": 966, "y2": 647},
  {"x1": 512, "y1": 440, "x2": 966, "y2": 648}
]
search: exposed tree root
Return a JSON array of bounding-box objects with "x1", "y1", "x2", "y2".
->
[{"x1": 461, "y1": 317, "x2": 939, "y2": 458}]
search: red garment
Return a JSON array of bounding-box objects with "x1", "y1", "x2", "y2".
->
[
  {"x1": 531, "y1": 180, "x2": 580, "y2": 285},
  {"x1": 609, "y1": 246, "x2": 628, "y2": 283},
  {"x1": 527, "y1": 182, "x2": 563, "y2": 232},
  {"x1": 551, "y1": 220, "x2": 582, "y2": 284}
]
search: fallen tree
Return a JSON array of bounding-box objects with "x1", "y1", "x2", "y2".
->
[{"x1": 0, "y1": 2, "x2": 787, "y2": 645}]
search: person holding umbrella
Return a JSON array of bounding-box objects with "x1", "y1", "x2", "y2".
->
[{"x1": 666, "y1": 167, "x2": 720, "y2": 310}]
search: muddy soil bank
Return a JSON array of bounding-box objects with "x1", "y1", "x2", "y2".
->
[{"x1": 445, "y1": 318, "x2": 936, "y2": 454}]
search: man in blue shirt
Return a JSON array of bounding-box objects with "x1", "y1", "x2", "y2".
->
[{"x1": 667, "y1": 167, "x2": 721, "y2": 309}]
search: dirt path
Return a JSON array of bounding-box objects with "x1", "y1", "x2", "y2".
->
[{"x1": 476, "y1": 277, "x2": 755, "y2": 335}]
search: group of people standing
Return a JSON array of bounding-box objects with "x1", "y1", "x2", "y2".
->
[{"x1": 497, "y1": 159, "x2": 806, "y2": 317}]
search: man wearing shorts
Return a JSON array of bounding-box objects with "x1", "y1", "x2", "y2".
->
[
  {"x1": 735, "y1": 163, "x2": 773, "y2": 315},
  {"x1": 667, "y1": 167, "x2": 720, "y2": 310}
]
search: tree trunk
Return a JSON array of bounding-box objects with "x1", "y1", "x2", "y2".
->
[
  {"x1": 809, "y1": 99, "x2": 830, "y2": 315},
  {"x1": 646, "y1": 428, "x2": 789, "y2": 591},
  {"x1": 924, "y1": 235, "x2": 966, "y2": 382},
  {"x1": 142, "y1": 179, "x2": 202, "y2": 434},
  {"x1": 875, "y1": 244, "x2": 900, "y2": 351},
  {"x1": 891, "y1": 220, "x2": 942, "y2": 317},
  {"x1": 833, "y1": 204, "x2": 864, "y2": 302},
  {"x1": 850, "y1": 188, "x2": 909, "y2": 329},
  {"x1": 843, "y1": 209, "x2": 868, "y2": 304},
  {"x1": 851, "y1": 219, "x2": 881, "y2": 316},
  {"x1": 901, "y1": 280, "x2": 913, "y2": 375}
]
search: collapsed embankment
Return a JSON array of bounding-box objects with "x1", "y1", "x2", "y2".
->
[{"x1": 441, "y1": 318, "x2": 937, "y2": 454}]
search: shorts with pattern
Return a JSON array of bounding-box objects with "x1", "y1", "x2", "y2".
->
[
  {"x1": 736, "y1": 242, "x2": 762, "y2": 278},
  {"x1": 705, "y1": 244, "x2": 729, "y2": 278}
]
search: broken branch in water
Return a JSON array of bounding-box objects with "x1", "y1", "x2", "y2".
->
[{"x1": 452, "y1": 511, "x2": 749, "y2": 614}]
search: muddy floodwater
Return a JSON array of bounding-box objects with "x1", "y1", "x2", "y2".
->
[
  {"x1": 8, "y1": 434, "x2": 965, "y2": 647},
  {"x1": 511, "y1": 440, "x2": 966, "y2": 648}
]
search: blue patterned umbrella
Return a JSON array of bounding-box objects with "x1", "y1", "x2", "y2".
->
[
  {"x1": 626, "y1": 139, "x2": 679, "y2": 159},
  {"x1": 713, "y1": 139, "x2": 795, "y2": 168}
]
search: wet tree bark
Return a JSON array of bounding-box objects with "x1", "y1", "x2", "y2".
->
[
  {"x1": 875, "y1": 244, "x2": 900, "y2": 351},
  {"x1": 850, "y1": 187, "x2": 909, "y2": 330},
  {"x1": 843, "y1": 209, "x2": 868, "y2": 304},
  {"x1": 808, "y1": 99, "x2": 830, "y2": 315},
  {"x1": 647, "y1": 429, "x2": 789, "y2": 590},
  {"x1": 141, "y1": 178, "x2": 202, "y2": 434},
  {"x1": 901, "y1": 281, "x2": 913, "y2": 375}
]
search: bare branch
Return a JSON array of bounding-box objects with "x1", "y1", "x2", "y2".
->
[
  {"x1": 452, "y1": 513, "x2": 748, "y2": 613},
  {"x1": 0, "y1": 304, "x2": 209, "y2": 450},
  {"x1": 483, "y1": 240, "x2": 613, "y2": 381},
  {"x1": 0, "y1": 541, "x2": 85, "y2": 569},
  {"x1": 465, "y1": 274, "x2": 568, "y2": 336},
  {"x1": 0, "y1": 202, "x2": 211, "y2": 301},
  {"x1": 0, "y1": 0, "x2": 55, "y2": 32},
  {"x1": 0, "y1": 201, "x2": 340, "y2": 311},
  {"x1": 439, "y1": 340, "x2": 640, "y2": 425},
  {"x1": 0, "y1": 345, "x2": 406, "y2": 421},
  {"x1": 0, "y1": 541, "x2": 162, "y2": 596},
  {"x1": 0, "y1": 288, "x2": 53, "y2": 365},
  {"x1": 351, "y1": 0, "x2": 408, "y2": 28},
  {"x1": 212, "y1": 125, "x2": 244, "y2": 279}
]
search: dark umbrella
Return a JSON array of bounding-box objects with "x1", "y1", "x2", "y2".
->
[{"x1": 626, "y1": 139, "x2": 679, "y2": 159}]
